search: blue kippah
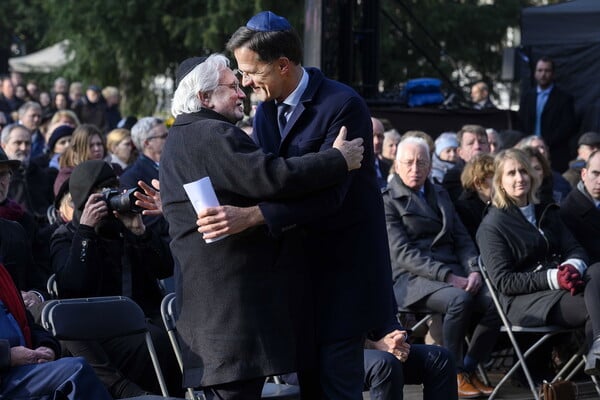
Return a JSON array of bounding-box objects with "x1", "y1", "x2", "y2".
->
[{"x1": 246, "y1": 11, "x2": 291, "y2": 32}]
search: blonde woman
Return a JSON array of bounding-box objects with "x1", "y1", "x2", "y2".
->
[
  {"x1": 106, "y1": 128, "x2": 134, "y2": 169},
  {"x1": 477, "y1": 148, "x2": 600, "y2": 377}
]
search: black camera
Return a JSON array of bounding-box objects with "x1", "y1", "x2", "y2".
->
[{"x1": 101, "y1": 187, "x2": 143, "y2": 214}]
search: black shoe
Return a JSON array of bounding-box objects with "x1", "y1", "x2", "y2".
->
[{"x1": 585, "y1": 336, "x2": 600, "y2": 376}]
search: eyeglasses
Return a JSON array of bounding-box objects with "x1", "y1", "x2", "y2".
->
[
  {"x1": 397, "y1": 159, "x2": 429, "y2": 169},
  {"x1": 0, "y1": 170, "x2": 12, "y2": 179},
  {"x1": 217, "y1": 82, "x2": 241, "y2": 92},
  {"x1": 147, "y1": 132, "x2": 168, "y2": 141},
  {"x1": 235, "y1": 63, "x2": 273, "y2": 80}
]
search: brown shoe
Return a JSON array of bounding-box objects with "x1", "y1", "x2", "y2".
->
[
  {"x1": 457, "y1": 373, "x2": 481, "y2": 399},
  {"x1": 470, "y1": 372, "x2": 493, "y2": 396}
]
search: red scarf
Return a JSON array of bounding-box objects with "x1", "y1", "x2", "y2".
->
[
  {"x1": 0, "y1": 263, "x2": 32, "y2": 348},
  {"x1": 0, "y1": 199, "x2": 25, "y2": 222}
]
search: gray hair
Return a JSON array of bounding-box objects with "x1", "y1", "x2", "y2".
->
[
  {"x1": 396, "y1": 136, "x2": 431, "y2": 161},
  {"x1": 17, "y1": 101, "x2": 41, "y2": 119},
  {"x1": 131, "y1": 117, "x2": 164, "y2": 150},
  {"x1": 171, "y1": 53, "x2": 230, "y2": 117},
  {"x1": 1, "y1": 123, "x2": 30, "y2": 144},
  {"x1": 383, "y1": 129, "x2": 401, "y2": 144}
]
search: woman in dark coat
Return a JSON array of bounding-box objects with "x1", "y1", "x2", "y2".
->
[{"x1": 476, "y1": 148, "x2": 600, "y2": 376}]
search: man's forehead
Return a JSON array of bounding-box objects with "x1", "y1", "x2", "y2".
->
[
  {"x1": 461, "y1": 131, "x2": 483, "y2": 143},
  {"x1": 587, "y1": 153, "x2": 600, "y2": 169},
  {"x1": 9, "y1": 127, "x2": 30, "y2": 138}
]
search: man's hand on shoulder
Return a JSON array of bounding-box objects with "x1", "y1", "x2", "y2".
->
[{"x1": 333, "y1": 126, "x2": 363, "y2": 171}]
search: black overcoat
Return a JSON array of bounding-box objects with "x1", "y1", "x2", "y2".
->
[
  {"x1": 159, "y1": 109, "x2": 348, "y2": 388},
  {"x1": 384, "y1": 176, "x2": 478, "y2": 309},
  {"x1": 560, "y1": 185, "x2": 600, "y2": 264}
]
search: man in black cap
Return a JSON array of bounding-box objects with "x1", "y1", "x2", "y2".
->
[
  {"x1": 50, "y1": 160, "x2": 181, "y2": 398},
  {"x1": 563, "y1": 131, "x2": 600, "y2": 188},
  {"x1": 160, "y1": 53, "x2": 363, "y2": 399},
  {"x1": 200, "y1": 11, "x2": 396, "y2": 400}
]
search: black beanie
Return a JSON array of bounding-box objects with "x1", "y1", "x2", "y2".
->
[
  {"x1": 175, "y1": 56, "x2": 207, "y2": 89},
  {"x1": 47, "y1": 125, "x2": 75, "y2": 153}
]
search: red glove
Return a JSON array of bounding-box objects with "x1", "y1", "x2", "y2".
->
[{"x1": 557, "y1": 264, "x2": 585, "y2": 295}]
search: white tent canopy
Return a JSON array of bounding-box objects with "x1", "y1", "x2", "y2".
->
[{"x1": 9, "y1": 40, "x2": 73, "y2": 73}]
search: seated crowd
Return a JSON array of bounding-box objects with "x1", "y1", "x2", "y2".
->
[{"x1": 0, "y1": 62, "x2": 599, "y2": 400}]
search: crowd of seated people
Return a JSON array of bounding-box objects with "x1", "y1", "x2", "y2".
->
[
  {"x1": 0, "y1": 75, "x2": 181, "y2": 398},
  {"x1": 374, "y1": 104, "x2": 600, "y2": 396}
]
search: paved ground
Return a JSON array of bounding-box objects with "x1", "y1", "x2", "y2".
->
[{"x1": 364, "y1": 372, "x2": 600, "y2": 399}]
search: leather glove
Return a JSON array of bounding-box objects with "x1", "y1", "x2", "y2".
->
[{"x1": 557, "y1": 264, "x2": 585, "y2": 295}]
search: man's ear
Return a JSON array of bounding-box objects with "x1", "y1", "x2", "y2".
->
[
  {"x1": 277, "y1": 57, "x2": 291, "y2": 75},
  {"x1": 198, "y1": 91, "x2": 211, "y2": 107}
]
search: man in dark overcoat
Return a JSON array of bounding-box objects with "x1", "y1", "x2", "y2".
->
[
  {"x1": 560, "y1": 150, "x2": 600, "y2": 263},
  {"x1": 159, "y1": 53, "x2": 363, "y2": 399},
  {"x1": 205, "y1": 11, "x2": 396, "y2": 400},
  {"x1": 383, "y1": 137, "x2": 500, "y2": 398}
]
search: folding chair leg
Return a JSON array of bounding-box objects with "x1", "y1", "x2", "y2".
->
[
  {"x1": 145, "y1": 332, "x2": 170, "y2": 397},
  {"x1": 487, "y1": 331, "x2": 550, "y2": 400},
  {"x1": 582, "y1": 354, "x2": 600, "y2": 397}
]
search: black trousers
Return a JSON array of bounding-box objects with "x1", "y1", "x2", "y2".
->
[
  {"x1": 202, "y1": 377, "x2": 265, "y2": 400},
  {"x1": 364, "y1": 344, "x2": 458, "y2": 400},
  {"x1": 416, "y1": 285, "x2": 501, "y2": 371},
  {"x1": 296, "y1": 335, "x2": 366, "y2": 400},
  {"x1": 547, "y1": 261, "x2": 600, "y2": 344}
]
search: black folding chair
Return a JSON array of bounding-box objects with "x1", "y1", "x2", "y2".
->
[
  {"x1": 46, "y1": 273, "x2": 58, "y2": 299},
  {"x1": 477, "y1": 257, "x2": 600, "y2": 399},
  {"x1": 41, "y1": 296, "x2": 175, "y2": 398},
  {"x1": 397, "y1": 306, "x2": 491, "y2": 386},
  {"x1": 160, "y1": 293, "x2": 300, "y2": 400}
]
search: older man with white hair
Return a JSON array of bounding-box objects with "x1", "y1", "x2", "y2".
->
[{"x1": 383, "y1": 136, "x2": 500, "y2": 399}]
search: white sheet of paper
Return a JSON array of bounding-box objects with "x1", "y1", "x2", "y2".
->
[{"x1": 183, "y1": 177, "x2": 228, "y2": 243}]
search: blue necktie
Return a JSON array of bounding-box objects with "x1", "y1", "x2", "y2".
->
[
  {"x1": 277, "y1": 103, "x2": 290, "y2": 137},
  {"x1": 534, "y1": 91, "x2": 549, "y2": 136}
]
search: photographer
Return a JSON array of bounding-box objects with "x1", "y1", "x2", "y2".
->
[{"x1": 50, "y1": 160, "x2": 181, "y2": 398}]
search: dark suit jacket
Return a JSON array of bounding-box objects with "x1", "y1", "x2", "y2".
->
[
  {"x1": 8, "y1": 162, "x2": 54, "y2": 221},
  {"x1": 518, "y1": 86, "x2": 577, "y2": 173},
  {"x1": 254, "y1": 68, "x2": 395, "y2": 342},
  {"x1": 441, "y1": 159, "x2": 465, "y2": 204},
  {"x1": 375, "y1": 157, "x2": 393, "y2": 189},
  {"x1": 383, "y1": 177, "x2": 478, "y2": 309},
  {"x1": 119, "y1": 155, "x2": 166, "y2": 232},
  {"x1": 560, "y1": 185, "x2": 600, "y2": 263},
  {"x1": 119, "y1": 154, "x2": 158, "y2": 189},
  {"x1": 160, "y1": 108, "x2": 349, "y2": 387}
]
